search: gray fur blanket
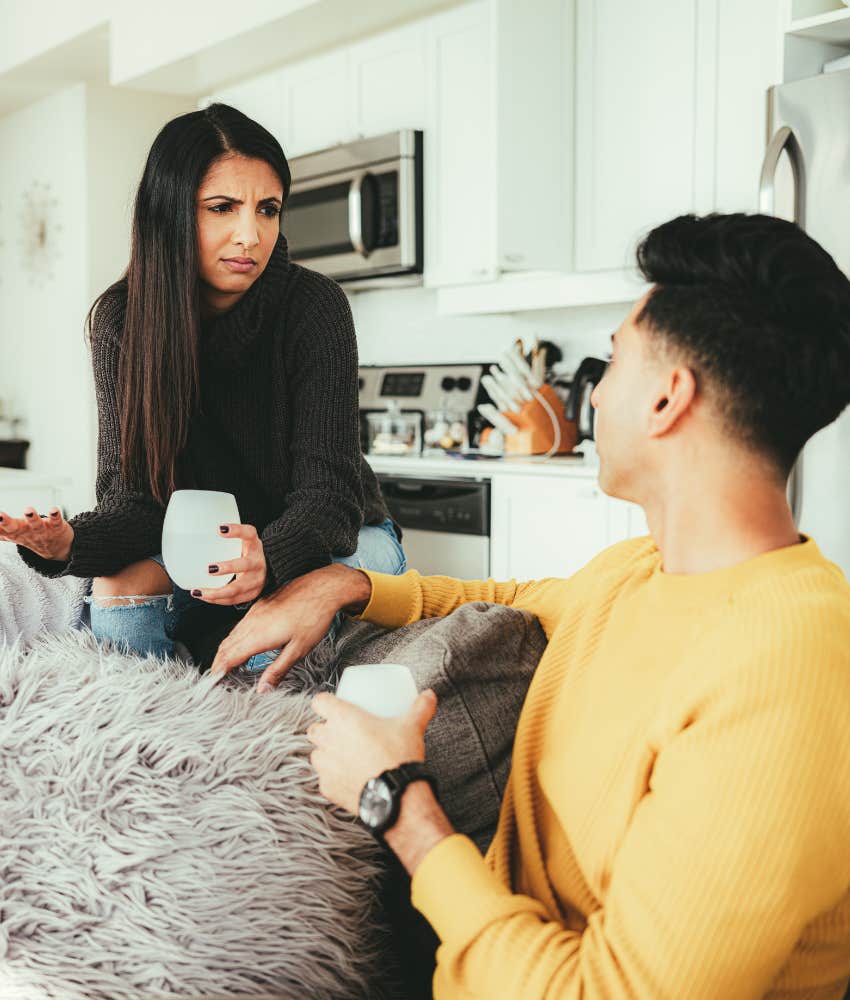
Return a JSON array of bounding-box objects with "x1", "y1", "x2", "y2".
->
[
  {"x1": 0, "y1": 544, "x2": 88, "y2": 645},
  {"x1": 0, "y1": 631, "x2": 388, "y2": 1000}
]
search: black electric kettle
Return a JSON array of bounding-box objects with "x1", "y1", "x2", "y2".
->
[{"x1": 557, "y1": 357, "x2": 609, "y2": 444}]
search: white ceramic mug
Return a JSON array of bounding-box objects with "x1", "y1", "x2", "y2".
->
[
  {"x1": 161, "y1": 489, "x2": 242, "y2": 591},
  {"x1": 335, "y1": 663, "x2": 418, "y2": 718}
]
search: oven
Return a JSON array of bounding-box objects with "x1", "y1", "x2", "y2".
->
[
  {"x1": 284, "y1": 129, "x2": 423, "y2": 284},
  {"x1": 377, "y1": 474, "x2": 490, "y2": 579}
]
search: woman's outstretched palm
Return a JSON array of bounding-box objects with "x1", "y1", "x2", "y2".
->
[{"x1": 0, "y1": 506, "x2": 74, "y2": 562}]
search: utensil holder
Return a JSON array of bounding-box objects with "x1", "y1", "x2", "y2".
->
[{"x1": 481, "y1": 384, "x2": 577, "y2": 455}]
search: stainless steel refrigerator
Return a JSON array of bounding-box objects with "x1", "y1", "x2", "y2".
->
[{"x1": 760, "y1": 68, "x2": 850, "y2": 579}]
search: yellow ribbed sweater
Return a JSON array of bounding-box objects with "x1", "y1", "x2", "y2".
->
[{"x1": 360, "y1": 536, "x2": 850, "y2": 1000}]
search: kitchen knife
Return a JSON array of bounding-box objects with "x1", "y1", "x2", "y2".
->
[
  {"x1": 488, "y1": 364, "x2": 524, "y2": 406},
  {"x1": 502, "y1": 346, "x2": 543, "y2": 390},
  {"x1": 482, "y1": 373, "x2": 519, "y2": 413},
  {"x1": 496, "y1": 359, "x2": 535, "y2": 402},
  {"x1": 477, "y1": 403, "x2": 517, "y2": 437}
]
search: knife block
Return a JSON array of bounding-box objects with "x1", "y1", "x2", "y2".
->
[{"x1": 482, "y1": 384, "x2": 577, "y2": 455}]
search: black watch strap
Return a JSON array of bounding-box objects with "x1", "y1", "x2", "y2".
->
[
  {"x1": 382, "y1": 761, "x2": 438, "y2": 800},
  {"x1": 363, "y1": 761, "x2": 439, "y2": 839}
]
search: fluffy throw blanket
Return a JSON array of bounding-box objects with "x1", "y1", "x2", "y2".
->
[
  {"x1": 0, "y1": 544, "x2": 88, "y2": 645},
  {"x1": 0, "y1": 631, "x2": 389, "y2": 1000}
]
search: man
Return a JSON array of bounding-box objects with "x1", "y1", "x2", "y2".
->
[{"x1": 211, "y1": 213, "x2": 850, "y2": 999}]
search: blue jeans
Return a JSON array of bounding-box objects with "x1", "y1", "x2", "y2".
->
[{"x1": 84, "y1": 518, "x2": 406, "y2": 671}]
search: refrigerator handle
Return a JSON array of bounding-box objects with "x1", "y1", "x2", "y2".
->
[
  {"x1": 758, "y1": 125, "x2": 806, "y2": 229},
  {"x1": 759, "y1": 125, "x2": 806, "y2": 524}
]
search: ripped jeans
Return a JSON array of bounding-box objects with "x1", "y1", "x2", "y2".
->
[{"x1": 83, "y1": 518, "x2": 406, "y2": 671}]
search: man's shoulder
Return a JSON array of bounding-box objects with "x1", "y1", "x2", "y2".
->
[{"x1": 581, "y1": 535, "x2": 659, "y2": 580}]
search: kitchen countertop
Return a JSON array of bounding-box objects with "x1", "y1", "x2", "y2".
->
[{"x1": 365, "y1": 451, "x2": 601, "y2": 480}]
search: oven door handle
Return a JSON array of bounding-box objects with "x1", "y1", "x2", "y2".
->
[{"x1": 348, "y1": 171, "x2": 372, "y2": 258}]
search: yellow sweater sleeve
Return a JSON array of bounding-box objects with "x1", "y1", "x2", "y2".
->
[
  {"x1": 358, "y1": 569, "x2": 529, "y2": 630},
  {"x1": 410, "y1": 640, "x2": 850, "y2": 999}
]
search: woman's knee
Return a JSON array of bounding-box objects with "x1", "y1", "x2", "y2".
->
[{"x1": 92, "y1": 558, "x2": 171, "y2": 607}]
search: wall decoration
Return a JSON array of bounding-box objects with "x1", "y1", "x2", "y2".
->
[{"x1": 20, "y1": 180, "x2": 62, "y2": 286}]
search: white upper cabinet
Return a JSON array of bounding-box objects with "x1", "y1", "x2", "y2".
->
[
  {"x1": 278, "y1": 50, "x2": 354, "y2": 158},
  {"x1": 423, "y1": 1, "x2": 496, "y2": 286},
  {"x1": 349, "y1": 22, "x2": 429, "y2": 137},
  {"x1": 574, "y1": 0, "x2": 704, "y2": 272}
]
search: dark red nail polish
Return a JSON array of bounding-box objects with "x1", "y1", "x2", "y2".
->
[
  {"x1": 208, "y1": 564, "x2": 219, "y2": 574},
  {"x1": 191, "y1": 589, "x2": 202, "y2": 597},
  {"x1": 25, "y1": 512, "x2": 34, "y2": 518},
  {"x1": 219, "y1": 525, "x2": 229, "y2": 534}
]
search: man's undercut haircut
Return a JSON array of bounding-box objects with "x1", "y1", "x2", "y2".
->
[{"x1": 635, "y1": 213, "x2": 850, "y2": 474}]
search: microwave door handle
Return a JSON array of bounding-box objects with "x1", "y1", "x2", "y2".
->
[{"x1": 348, "y1": 171, "x2": 368, "y2": 257}]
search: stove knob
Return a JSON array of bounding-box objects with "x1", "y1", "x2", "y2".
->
[
  {"x1": 441, "y1": 376, "x2": 457, "y2": 391},
  {"x1": 457, "y1": 376, "x2": 472, "y2": 391}
]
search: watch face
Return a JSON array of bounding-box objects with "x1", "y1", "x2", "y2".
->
[{"x1": 359, "y1": 778, "x2": 394, "y2": 829}]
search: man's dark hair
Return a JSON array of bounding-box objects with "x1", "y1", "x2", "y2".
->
[{"x1": 636, "y1": 213, "x2": 850, "y2": 474}]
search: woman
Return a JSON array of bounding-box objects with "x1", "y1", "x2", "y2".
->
[{"x1": 0, "y1": 102, "x2": 405, "y2": 676}]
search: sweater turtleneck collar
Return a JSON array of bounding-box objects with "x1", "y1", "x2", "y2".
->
[{"x1": 200, "y1": 230, "x2": 290, "y2": 367}]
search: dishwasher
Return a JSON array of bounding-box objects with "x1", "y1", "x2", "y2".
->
[{"x1": 376, "y1": 474, "x2": 490, "y2": 579}]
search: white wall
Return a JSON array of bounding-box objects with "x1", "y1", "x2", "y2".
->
[
  {"x1": 0, "y1": 82, "x2": 193, "y2": 516},
  {"x1": 0, "y1": 83, "x2": 92, "y2": 515}
]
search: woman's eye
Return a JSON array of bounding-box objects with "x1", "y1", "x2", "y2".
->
[{"x1": 208, "y1": 204, "x2": 280, "y2": 217}]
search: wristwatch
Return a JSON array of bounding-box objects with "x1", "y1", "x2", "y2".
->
[{"x1": 358, "y1": 761, "x2": 438, "y2": 839}]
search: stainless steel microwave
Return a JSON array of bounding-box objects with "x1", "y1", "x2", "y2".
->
[{"x1": 283, "y1": 129, "x2": 423, "y2": 285}]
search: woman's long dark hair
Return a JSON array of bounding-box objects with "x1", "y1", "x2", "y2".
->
[{"x1": 84, "y1": 103, "x2": 291, "y2": 505}]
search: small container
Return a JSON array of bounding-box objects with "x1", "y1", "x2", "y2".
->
[
  {"x1": 423, "y1": 404, "x2": 468, "y2": 454},
  {"x1": 366, "y1": 401, "x2": 421, "y2": 456}
]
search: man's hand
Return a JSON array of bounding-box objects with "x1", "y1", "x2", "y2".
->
[
  {"x1": 209, "y1": 562, "x2": 372, "y2": 685},
  {"x1": 190, "y1": 523, "x2": 268, "y2": 606},
  {"x1": 307, "y1": 688, "x2": 436, "y2": 815},
  {"x1": 0, "y1": 506, "x2": 73, "y2": 562},
  {"x1": 308, "y1": 689, "x2": 454, "y2": 874}
]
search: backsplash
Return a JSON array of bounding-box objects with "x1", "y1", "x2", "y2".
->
[{"x1": 347, "y1": 283, "x2": 629, "y2": 373}]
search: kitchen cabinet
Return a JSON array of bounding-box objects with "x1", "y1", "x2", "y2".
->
[
  {"x1": 278, "y1": 50, "x2": 353, "y2": 158},
  {"x1": 349, "y1": 23, "x2": 428, "y2": 138},
  {"x1": 224, "y1": 0, "x2": 573, "y2": 288},
  {"x1": 425, "y1": 0, "x2": 574, "y2": 286},
  {"x1": 490, "y1": 475, "x2": 649, "y2": 581},
  {"x1": 423, "y1": 1, "x2": 495, "y2": 286},
  {"x1": 574, "y1": 0, "x2": 709, "y2": 272},
  {"x1": 491, "y1": 475, "x2": 606, "y2": 580}
]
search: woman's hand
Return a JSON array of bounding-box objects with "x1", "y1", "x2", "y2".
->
[
  {"x1": 0, "y1": 506, "x2": 74, "y2": 562},
  {"x1": 191, "y1": 522, "x2": 268, "y2": 606}
]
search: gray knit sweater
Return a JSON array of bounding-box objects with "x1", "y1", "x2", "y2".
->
[{"x1": 18, "y1": 231, "x2": 394, "y2": 590}]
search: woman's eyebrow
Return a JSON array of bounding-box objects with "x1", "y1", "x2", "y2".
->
[{"x1": 200, "y1": 195, "x2": 282, "y2": 204}]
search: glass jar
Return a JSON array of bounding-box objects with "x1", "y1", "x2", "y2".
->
[
  {"x1": 423, "y1": 405, "x2": 468, "y2": 454},
  {"x1": 366, "y1": 401, "x2": 422, "y2": 456}
]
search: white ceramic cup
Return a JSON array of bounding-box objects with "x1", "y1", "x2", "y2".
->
[
  {"x1": 161, "y1": 489, "x2": 242, "y2": 591},
  {"x1": 335, "y1": 663, "x2": 418, "y2": 718}
]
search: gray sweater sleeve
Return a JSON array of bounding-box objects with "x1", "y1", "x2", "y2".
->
[
  {"x1": 17, "y1": 298, "x2": 165, "y2": 579},
  {"x1": 259, "y1": 276, "x2": 365, "y2": 589}
]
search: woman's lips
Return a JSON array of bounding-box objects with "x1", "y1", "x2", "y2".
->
[{"x1": 222, "y1": 258, "x2": 255, "y2": 273}]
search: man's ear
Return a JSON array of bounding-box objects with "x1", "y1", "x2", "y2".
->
[{"x1": 647, "y1": 366, "x2": 697, "y2": 438}]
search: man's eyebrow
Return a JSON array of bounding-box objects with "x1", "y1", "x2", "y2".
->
[{"x1": 201, "y1": 195, "x2": 282, "y2": 204}]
